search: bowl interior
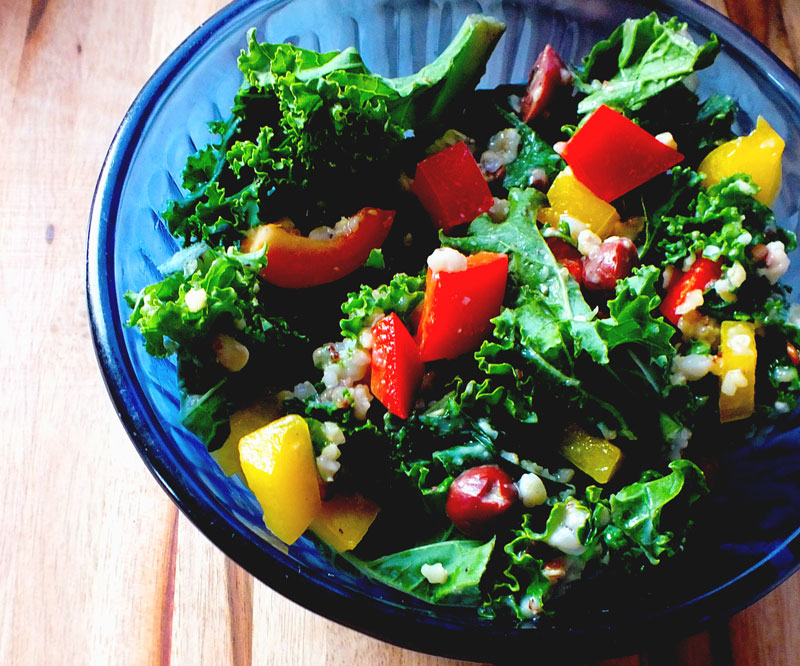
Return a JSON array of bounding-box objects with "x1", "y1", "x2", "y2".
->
[{"x1": 88, "y1": 0, "x2": 800, "y2": 659}]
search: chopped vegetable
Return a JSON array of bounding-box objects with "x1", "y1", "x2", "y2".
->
[
  {"x1": 415, "y1": 250, "x2": 509, "y2": 361},
  {"x1": 411, "y1": 142, "x2": 495, "y2": 231},
  {"x1": 559, "y1": 425, "x2": 624, "y2": 484},
  {"x1": 699, "y1": 116, "x2": 785, "y2": 205},
  {"x1": 211, "y1": 399, "x2": 280, "y2": 477},
  {"x1": 370, "y1": 313, "x2": 425, "y2": 419},
  {"x1": 561, "y1": 105, "x2": 684, "y2": 202},
  {"x1": 240, "y1": 207, "x2": 395, "y2": 288},
  {"x1": 309, "y1": 493, "x2": 380, "y2": 552},
  {"x1": 714, "y1": 321, "x2": 757, "y2": 422},
  {"x1": 660, "y1": 257, "x2": 722, "y2": 325},
  {"x1": 538, "y1": 167, "x2": 621, "y2": 238},
  {"x1": 238, "y1": 415, "x2": 322, "y2": 545},
  {"x1": 520, "y1": 44, "x2": 571, "y2": 122}
]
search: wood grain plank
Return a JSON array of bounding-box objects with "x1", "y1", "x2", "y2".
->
[
  {"x1": 703, "y1": 0, "x2": 729, "y2": 14},
  {"x1": 250, "y1": 579, "x2": 483, "y2": 666},
  {"x1": 778, "y1": 0, "x2": 800, "y2": 70},
  {"x1": 724, "y1": 0, "x2": 796, "y2": 69},
  {"x1": 170, "y1": 515, "x2": 249, "y2": 665},
  {"x1": 728, "y1": 572, "x2": 800, "y2": 666}
]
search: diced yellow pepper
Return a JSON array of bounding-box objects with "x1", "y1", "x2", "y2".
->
[
  {"x1": 538, "y1": 167, "x2": 621, "y2": 239},
  {"x1": 239, "y1": 415, "x2": 322, "y2": 545},
  {"x1": 211, "y1": 399, "x2": 280, "y2": 477},
  {"x1": 713, "y1": 321, "x2": 757, "y2": 423},
  {"x1": 559, "y1": 425, "x2": 624, "y2": 484},
  {"x1": 310, "y1": 493, "x2": 380, "y2": 552},
  {"x1": 698, "y1": 117, "x2": 785, "y2": 205}
]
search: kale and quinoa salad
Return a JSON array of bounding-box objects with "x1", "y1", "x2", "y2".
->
[{"x1": 124, "y1": 13, "x2": 800, "y2": 621}]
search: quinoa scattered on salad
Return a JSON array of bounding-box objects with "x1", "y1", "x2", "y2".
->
[{"x1": 124, "y1": 13, "x2": 800, "y2": 621}]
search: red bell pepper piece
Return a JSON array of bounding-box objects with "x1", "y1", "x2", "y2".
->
[
  {"x1": 411, "y1": 142, "x2": 495, "y2": 231},
  {"x1": 241, "y1": 208, "x2": 395, "y2": 288},
  {"x1": 660, "y1": 257, "x2": 723, "y2": 325},
  {"x1": 520, "y1": 44, "x2": 571, "y2": 122},
  {"x1": 545, "y1": 237, "x2": 583, "y2": 283},
  {"x1": 561, "y1": 105, "x2": 684, "y2": 202},
  {"x1": 370, "y1": 313, "x2": 424, "y2": 420},
  {"x1": 415, "y1": 251, "x2": 509, "y2": 362}
]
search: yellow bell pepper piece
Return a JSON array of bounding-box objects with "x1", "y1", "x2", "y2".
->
[
  {"x1": 538, "y1": 167, "x2": 621, "y2": 239},
  {"x1": 211, "y1": 399, "x2": 280, "y2": 477},
  {"x1": 239, "y1": 415, "x2": 322, "y2": 545},
  {"x1": 698, "y1": 117, "x2": 784, "y2": 205},
  {"x1": 559, "y1": 425, "x2": 623, "y2": 484},
  {"x1": 310, "y1": 493, "x2": 380, "y2": 552},
  {"x1": 713, "y1": 321, "x2": 757, "y2": 423}
]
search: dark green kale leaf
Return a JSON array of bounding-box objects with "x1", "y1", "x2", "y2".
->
[
  {"x1": 485, "y1": 461, "x2": 708, "y2": 619},
  {"x1": 179, "y1": 378, "x2": 233, "y2": 447},
  {"x1": 443, "y1": 187, "x2": 608, "y2": 365},
  {"x1": 343, "y1": 537, "x2": 495, "y2": 605},
  {"x1": 443, "y1": 188, "x2": 635, "y2": 434},
  {"x1": 124, "y1": 244, "x2": 296, "y2": 357},
  {"x1": 640, "y1": 166, "x2": 705, "y2": 259},
  {"x1": 483, "y1": 499, "x2": 601, "y2": 620},
  {"x1": 658, "y1": 174, "x2": 791, "y2": 267},
  {"x1": 604, "y1": 459, "x2": 708, "y2": 565},
  {"x1": 499, "y1": 109, "x2": 565, "y2": 190},
  {"x1": 575, "y1": 13, "x2": 719, "y2": 116},
  {"x1": 599, "y1": 265, "x2": 674, "y2": 359},
  {"x1": 164, "y1": 16, "x2": 505, "y2": 246},
  {"x1": 339, "y1": 273, "x2": 425, "y2": 340},
  {"x1": 384, "y1": 378, "x2": 504, "y2": 506}
]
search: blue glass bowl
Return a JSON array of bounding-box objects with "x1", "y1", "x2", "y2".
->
[{"x1": 87, "y1": 0, "x2": 800, "y2": 660}]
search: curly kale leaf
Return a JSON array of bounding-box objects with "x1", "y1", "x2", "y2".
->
[
  {"x1": 599, "y1": 265, "x2": 675, "y2": 359},
  {"x1": 339, "y1": 273, "x2": 425, "y2": 340},
  {"x1": 164, "y1": 17, "x2": 505, "y2": 247},
  {"x1": 124, "y1": 244, "x2": 296, "y2": 357},
  {"x1": 444, "y1": 187, "x2": 608, "y2": 366},
  {"x1": 575, "y1": 13, "x2": 720, "y2": 116}
]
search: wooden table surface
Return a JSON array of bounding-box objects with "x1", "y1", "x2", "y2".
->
[{"x1": 3, "y1": 0, "x2": 800, "y2": 664}]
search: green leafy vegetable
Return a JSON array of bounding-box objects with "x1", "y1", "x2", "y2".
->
[
  {"x1": 444, "y1": 187, "x2": 608, "y2": 365},
  {"x1": 339, "y1": 273, "x2": 425, "y2": 339},
  {"x1": 164, "y1": 15, "x2": 505, "y2": 246},
  {"x1": 658, "y1": 174, "x2": 794, "y2": 267},
  {"x1": 575, "y1": 13, "x2": 719, "y2": 116},
  {"x1": 606, "y1": 459, "x2": 708, "y2": 564},
  {"x1": 344, "y1": 538, "x2": 495, "y2": 604},
  {"x1": 124, "y1": 244, "x2": 294, "y2": 357},
  {"x1": 500, "y1": 109, "x2": 565, "y2": 189},
  {"x1": 179, "y1": 379, "x2": 233, "y2": 447},
  {"x1": 599, "y1": 266, "x2": 674, "y2": 358}
]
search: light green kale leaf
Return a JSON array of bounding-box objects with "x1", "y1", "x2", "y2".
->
[{"x1": 575, "y1": 13, "x2": 720, "y2": 115}]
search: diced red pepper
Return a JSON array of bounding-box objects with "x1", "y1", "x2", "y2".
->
[
  {"x1": 545, "y1": 237, "x2": 583, "y2": 283},
  {"x1": 660, "y1": 257, "x2": 723, "y2": 325},
  {"x1": 520, "y1": 44, "x2": 571, "y2": 122},
  {"x1": 561, "y1": 105, "x2": 684, "y2": 202},
  {"x1": 411, "y1": 142, "x2": 495, "y2": 232},
  {"x1": 370, "y1": 313, "x2": 424, "y2": 420},
  {"x1": 415, "y1": 251, "x2": 509, "y2": 362}
]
